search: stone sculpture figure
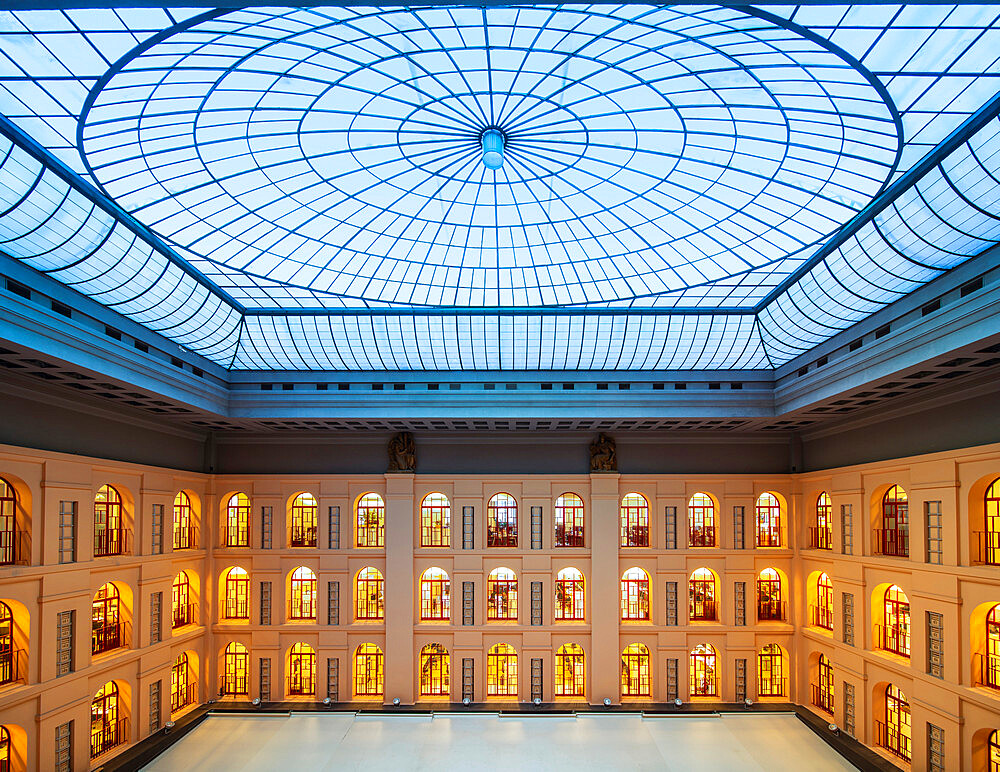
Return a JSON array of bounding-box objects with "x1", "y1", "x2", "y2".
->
[
  {"x1": 589, "y1": 433, "x2": 617, "y2": 472},
  {"x1": 387, "y1": 431, "x2": 416, "y2": 472}
]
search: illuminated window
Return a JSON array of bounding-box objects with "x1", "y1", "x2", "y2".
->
[
  {"x1": 90, "y1": 681, "x2": 125, "y2": 758},
  {"x1": 92, "y1": 583, "x2": 122, "y2": 655},
  {"x1": 223, "y1": 567, "x2": 250, "y2": 620},
  {"x1": 0, "y1": 726, "x2": 9, "y2": 772},
  {"x1": 0, "y1": 601, "x2": 17, "y2": 686},
  {"x1": 757, "y1": 644, "x2": 785, "y2": 697},
  {"x1": 555, "y1": 567, "x2": 585, "y2": 621},
  {"x1": 487, "y1": 493, "x2": 518, "y2": 548},
  {"x1": 755, "y1": 492, "x2": 782, "y2": 547},
  {"x1": 756, "y1": 568, "x2": 784, "y2": 621},
  {"x1": 356, "y1": 493, "x2": 385, "y2": 548},
  {"x1": 690, "y1": 643, "x2": 717, "y2": 697},
  {"x1": 876, "y1": 485, "x2": 909, "y2": 557},
  {"x1": 555, "y1": 643, "x2": 585, "y2": 697},
  {"x1": 688, "y1": 493, "x2": 715, "y2": 547},
  {"x1": 812, "y1": 492, "x2": 832, "y2": 550},
  {"x1": 420, "y1": 493, "x2": 451, "y2": 547},
  {"x1": 172, "y1": 571, "x2": 193, "y2": 629},
  {"x1": 621, "y1": 643, "x2": 650, "y2": 697},
  {"x1": 620, "y1": 493, "x2": 649, "y2": 548},
  {"x1": 225, "y1": 493, "x2": 250, "y2": 548},
  {"x1": 419, "y1": 643, "x2": 449, "y2": 696},
  {"x1": 289, "y1": 567, "x2": 317, "y2": 621},
  {"x1": 487, "y1": 568, "x2": 518, "y2": 621},
  {"x1": 621, "y1": 567, "x2": 650, "y2": 621},
  {"x1": 222, "y1": 642, "x2": 249, "y2": 695},
  {"x1": 355, "y1": 567, "x2": 385, "y2": 621},
  {"x1": 689, "y1": 568, "x2": 716, "y2": 622},
  {"x1": 0, "y1": 477, "x2": 14, "y2": 566},
  {"x1": 811, "y1": 572, "x2": 834, "y2": 630},
  {"x1": 354, "y1": 643, "x2": 384, "y2": 697},
  {"x1": 990, "y1": 730, "x2": 1000, "y2": 772},
  {"x1": 94, "y1": 484, "x2": 126, "y2": 557},
  {"x1": 878, "y1": 685, "x2": 911, "y2": 762},
  {"x1": 487, "y1": 643, "x2": 518, "y2": 697},
  {"x1": 984, "y1": 605, "x2": 1000, "y2": 689},
  {"x1": 554, "y1": 493, "x2": 585, "y2": 547},
  {"x1": 172, "y1": 491, "x2": 194, "y2": 550},
  {"x1": 984, "y1": 478, "x2": 1000, "y2": 566},
  {"x1": 288, "y1": 642, "x2": 316, "y2": 696},
  {"x1": 170, "y1": 652, "x2": 194, "y2": 713},
  {"x1": 880, "y1": 585, "x2": 910, "y2": 658},
  {"x1": 812, "y1": 654, "x2": 834, "y2": 713},
  {"x1": 289, "y1": 493, "x2": 318, "y2": 547},
  {"x1": 420, "y1": 567, "x2": 450, "y2": 621}
]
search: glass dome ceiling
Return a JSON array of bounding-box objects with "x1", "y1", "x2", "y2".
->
[{"x1": 0, "y1": 3, "x2": 999, "y2": 371}]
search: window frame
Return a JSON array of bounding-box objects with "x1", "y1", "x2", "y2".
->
[
  {"x1": 419, "y1": 643, "x2": 450, "y2": 696},
  {"x1": 356, "y1": 493, "x2": 386, "y2": 548},
  {"x1": 420, "y1": 492, "x2": 451, "y2": 548},
  {"x1": 289, "y1": 567, "x2": 318, "y2": 621},
  {"x1": 690, "y1": 643, "x2": 717, "y2": 697},
  {"x1": 755, "y1": 492, "x2": 782, "y2": 547},
  {"x1": 620, "y1": 567, "x2": 650, "y2": 621},
  {"x1": 621, "y1": 643, "x2": 650, "y2": 697},
  {"x1": 486, "y1": 643, "x2": 518, "y2": 697},
  {"x1": 555, "y1": 568, "x2": 585, "y2": 621},
  {"x1": 355, "y1": 567, "x2": 385, "y2": 621},
  {"x1": 554, "y1": 493, "x2": 585, "y2": 548},
  {"x1": 225, "y1": 493, "x2": 250, "y2": 548},
  {"x1": 487, "y1": 493, "x2": 518, "y2": 548},
  {"x1": 224, "y1": 568, "x2": 250, "y2": 620},
  {"x1": 289, "y1": 493, "x2": 318, "y2": 548},
  {"x1": 688, "y1": 493, "x2": 715, "y2": 547},
  {"x1": 487, "y1": 568, "x2": 518, "y2": 621},
  {"x1": 354, "y1": 643, "x2": 384, "y2": 697},
  {"x1": 288, "y1": 642, "x2": 316, "y2": 696},
  {"x1": 620, "y1": 493, "x2": 649, "y2": 548},
  {"x1": 223, "y1": 642, "x2": 249, "y2": 695},
  {"x1": 554, "y1": 643, "x2": 585, "y2": 697}
]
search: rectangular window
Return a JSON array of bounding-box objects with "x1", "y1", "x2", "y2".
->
[
  {"x1": 840, "y1": 504, "x2": 853, "y2": 555},
  {"x1": 927, "y1": 723, "x2": 945, "y2": 772},
  {"x1": 462, "y1": 506, "x2": 474, "y2": 550},
  {"x1": 843, "y1": 682, "x2": 855, "y2": 737},
  {"x1": 732, "y1": 506, "x2": 745, "y2": 549},
  {"x1": 261, "y1": 506, "x2": 272, "y2": 549},
  {"x1": 666, "y1": 658, "x2": 678, "y2": 701},
  {"x1": 734, "y1": 581, "x2": 746, "y2": 626},
  {"x1": 260, "y1": 581, "x2": 272, "y2": 626},
  {"x1": 149, "y1": 680, "x2": 161, "y2": 734},
  {"x1": 462, "y1": 581, "x2": 474, "y2": 626},
  {"x1": 59, "y1": 501, "x2": 77, "y2": 564},
  {"x1": 328, "y1": 506, "x2": 340, "y2": 549},
  {"x1": 842, "y1": 592, "x2": 855, "y2": 646},
  {"x1": 55, "y1": 721, "x2": 72, "y2": 772},
  {"x1": 56, "y1": 610, "x2": 74, "y2": 676},
  {"x1": 665, "y1": 581, "x2": 678, "y2": 626},
  {"x1": 927, "y1": 611, "x2": 944, "y2": 679},
  {"x1": 925, "y1": 501, "x2": 943, "y2": 564},
  {"x1": 327, "y1": 657, "x2": 339, "y2": 701},
  {"x1": 665, "y1": 506, "x2": 677, "y2": 549},
  {"x1": 328, "y1": 581, "x2": 340, "y2": 626},
  {"x1": 151, "y1": 503, "x2": 163, "y2": 555},
  {"x1": 531, "y1": 658, "x2": 543, "y2": 702},
  {"x1": 531, "y1": 506, "x2": 542, "y2": 550},
  {"x1": 530, "y1": 581, "x2": 542, "y2": 626},
  {"x1": 735, "y1": 658, "x2": 747, "y2": 703},
  {"x1": 150, "y1": 591, "x2": 162, "y2": 645},
  {"x1": 259, "y1": 657, "x2": 271, "y2": 702},
  {"x1": 462, "y1": 658, "x2": 474, "y2": 702}
]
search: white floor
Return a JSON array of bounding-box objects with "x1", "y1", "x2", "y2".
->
[{"x1": 140, "y1": 712, "x2": 859, "y2": 771}]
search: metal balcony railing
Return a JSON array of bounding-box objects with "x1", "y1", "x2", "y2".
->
[
  {"x1": 756, "y1": 529, "x2": 782, "y2": 548},
  {"x1": 0, "y1": 530, "x2": 29, "y2": 566},
  {"x1": 973, "y1": 530, "x2": 1000, "y2": 565},
  {"x1": 172, "y1": 525, "x2": 198, "y2": 551},
  {"x1": 757, "y1": 676, "x2": 787, "y2": 698},
  {"x1": 688, "y1": 526, "x2": 715, "y2": 548},
  {"x1": 289, "y1": 525, "x2": 318, "y2": 548},
  {"x1": 554, "y1": 524, "x2": 584, "y2": 548},
  {"x1": 223, "y1": 528, "x2": 250, "y2": 548},
  {"x1": 874, "y1": 623, "x2": 911, "y2": 658},
  {"x1": 172, "y1": 602, "x2": 197, "y2": 629},
  {"x1": 809, "y1": 604, "x2": 834, "y2": 631},
  {"x1": 811, "y1": 683, "x2": 834, "y2": 713},
  {"x1": 621, "y1": 525, "x2": 649, "y2": 548},
  {"x1": 487, "y1": 525, "x2": 518, "y2": 548},
  {"x1": 220, "y1": 672, "x2": 249, "y2": 697},
  {"x1": 757, "y1": 600, "x2": 786, "y2": 622},
  {"x1": 92, "y1": 621, "x2": 130, "y2": 656},
  {"x1": 0, "y1": 647, "x2": 27, "y2": 687},
  {"x1": 975, "y1": 653, "x2": 1000, "y2": 690},
  {"x1": 689, "y1": 599, "x2": 717, "y2": 621},
  {"x1": 171, "y1": 682, "x2": 198, "y2": 713},
  {"x1": 90, "y1": 717, "x2": 129, "y2": 759},
  {"x1": 808, "y1": 527, "x2": 832, "y2": 551},
  {"x1": 873, "y1": 527, "x2": 909, "y2": 558},
  {"x1": 287, "y1": 675, "x2": 315, "y2": 696},
  {"x1": 94, "y1": 528, "x2": 131, "y2": 558},
  {"x1": 875, "y1": 719, "x2": 911, "y2": 762}
]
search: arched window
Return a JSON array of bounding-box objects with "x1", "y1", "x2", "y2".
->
[
  {"x1": 984, "y1": 605, "x2": 1000, "y2": 689},
  {"x1": 354, "y1": 643, "x2": 384, "y2": 697},
  {"x1": 621, "y1": 643, "x2": 650, "y2": 697},
  {"x1": 812, "y1": 573, "x2": 833, "y2": 630},
  {"x1": 621, "y1": 567, "x2": 650, "y2": 621},
  {"x1": 487, "y1": 493, "x2": 518, "y2": 548},
  {"x1": 690, "y1": 643, "x2": 717, "y2": 697},
  {"x1": 356, "y1": 493, "x2": 385, "y2": 548},
  {"x1": 813, "y1": 654, "x2": 834, "y2": 713},
  {"x1": 355, "y1": 567, "x2": 385, "y2": 621},
  {"x1": 223, "y1": 567, "x2": 250, "y2": 620},
  {"x1": 289, "y1": 493, "x2": 318, "y2": 547},
  {"x1": 419, "y1": 643, "x2": 449, "y2": 696},
  {"x1": 173, "y1": 491, "x2": 194, "y2": 550},
  {"x1": 171, "y1": 652, "x2": 194, "y2": 712},
  {"x1": 555, "y1": 643, "x2": 585, "y2": 697},
  {"x1": 688, "y1": 493, "x2": 715, "y2": 547},
  {"x1": 222, "y1": 642, "x2": 249, "y2": 695},
  {"x1": 0, "y1": 726, "x2": 9, "y2": 772},
  {"x1": 420, "y1": 493, "x2": 451, "y2": 547},
  {"x1": 554, "y1": 493, "x2": 585, "y2": 547},
  {"x1": 0, "y1": 477, "x2": 20, "y2": 565},
  {"x1": 289, "y1": 567, "x2": 317, "y2": 620},
  {"x1": 984, "y1": 478, "x2": 1000, "y2": 566},
  {"x1": 812, "y1": 492, "x2": 832, "y2": 550},
  {"x1": 881, "y1": 585, "x2": 910, "y2": 657},
  {"x1": 757, "y1": 644, "x2": 785, "y2": 697},
  {"x1": 487, "y1": 643, "x2": 518, "y2": 697},
  {"x1": 755, "y1": 492, "x2": 782, "y2": 547},
  {"x1": 487, "y1": 568, "x2": 518, "y2": 620},
  {"x1": 877, "y1": 484, "x2": 909, "y2": 557},
  {"x1": 172, "y1": 571, "x2": 193, "y2": 629},
  {"x1": 420, "y1": 567, "x2": 450, "y2": 621},
  {"x1": 90, "y1": 681, "x2": 125, "y2": 758},
  {"x1": 555, "y1": 567, "x2": 585, "y2": 621},
  {"x1": 990, "y1": 730, "x2": 1000, "y2": 772},
  {"x1": 878, "y1": 685, "x2": 911, "y2": 762},
  {"x1": 288, "y1": 642, "x2": 316, "y2": 696},
  {"x1": 92, "y1": 583, "x2": 122, "y2": 655},
  {"x1": 94, "y1": 484, "x2": 126, "y2": 557},
  {"x1": 0, "y1": 601, "x2": 17, "y2": 686},
  {"x1": 620, "y1": 493, "x2": 649, "y2": 548},
  {"x1": 689, "y1": 568, "x2": 716, "y2": 621},
  {"x1": 225, "y1": 493, "x2": 250, "y2": 548},
  {"x1": 756, "y1": 568, "x2": 784, "y2": 621}
]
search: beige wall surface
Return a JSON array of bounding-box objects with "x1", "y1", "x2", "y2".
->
[{"x1": 0, "y1": 441, "x2": 998, "y2": 770}]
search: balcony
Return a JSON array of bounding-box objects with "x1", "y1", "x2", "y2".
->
[
  {"x1": 287, "y1": 676, "x2": 315, "y2": 697},
  {"x1": 621, "y1": 525, "x2": 649, "y2": 548},
  {"x1": 0, "y1": 530, "x2": 29, "y2": 566},
  {"x1": 757, "y1": 677, "x2": 787, "y2": 698},
  {"x1": 757, "y1": 600, "x2": 786, "y2": 622},
  {"x1": 973, "y1": 530, "x2": 1000, "y2": 565},
  {"x1": 975, "y1": 653, "x2": 1000, "y2": 690},
  {"x1": 172, "y1": 525, "x2": 198, "y2": 551},
  {"x1": 810, "y1": 684, "x2": 834, "y2": 714},
  {"x1": 172, "y1": 602, "x2": 196, "y2": 630},
  {"x1": 808, "y1": 527, "x2": 832, "y2": 551},
  {"x1": 289, "y1": 525, "x2": 317, "y2": 548},
  {"x1": 90, "y1": 718, "x2": 129, "y2": 759},
  {"x1": 0, "y1": 647, "x2": 26, "y2": 687},
  {"x1": 171, "y1": 682, "x2": 198, "y2": 713},
  {"x1": 220, "y1": 672, "x2": 248, "y2": 697},
  {"x1": 873, "y1": 527, "x2": 909, "y2": 558},
  {"x1": 688, "y1": 527, "x2": 715, "y2": 548},
  {"x1": 554, "y1": 524, "x2": 584, "y2": 548},
  {"x1": 223, "y1": 529, "x2": 250, "y2": 548},
  {"x1": 94, "y1": 528, "x2": 131, "y2": 558},
  {"x1": 874, "y1": 623, "x2": 910, "y2": 658},
  {"x1": 756, "y1": 530, "x2": 782, "y2": 548},
  {"x1": 92, "y1": 621, "x2": 130, "y2": 656},
  {"x1": 809, "y1": 604, "x2": 834, "y2": 631},
  {"x1": 874, "y1": 719, "x2": 911, "y2": 763},
  {"x1": 689, "y1": 599, "x2": 717, "y2": 622}
]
